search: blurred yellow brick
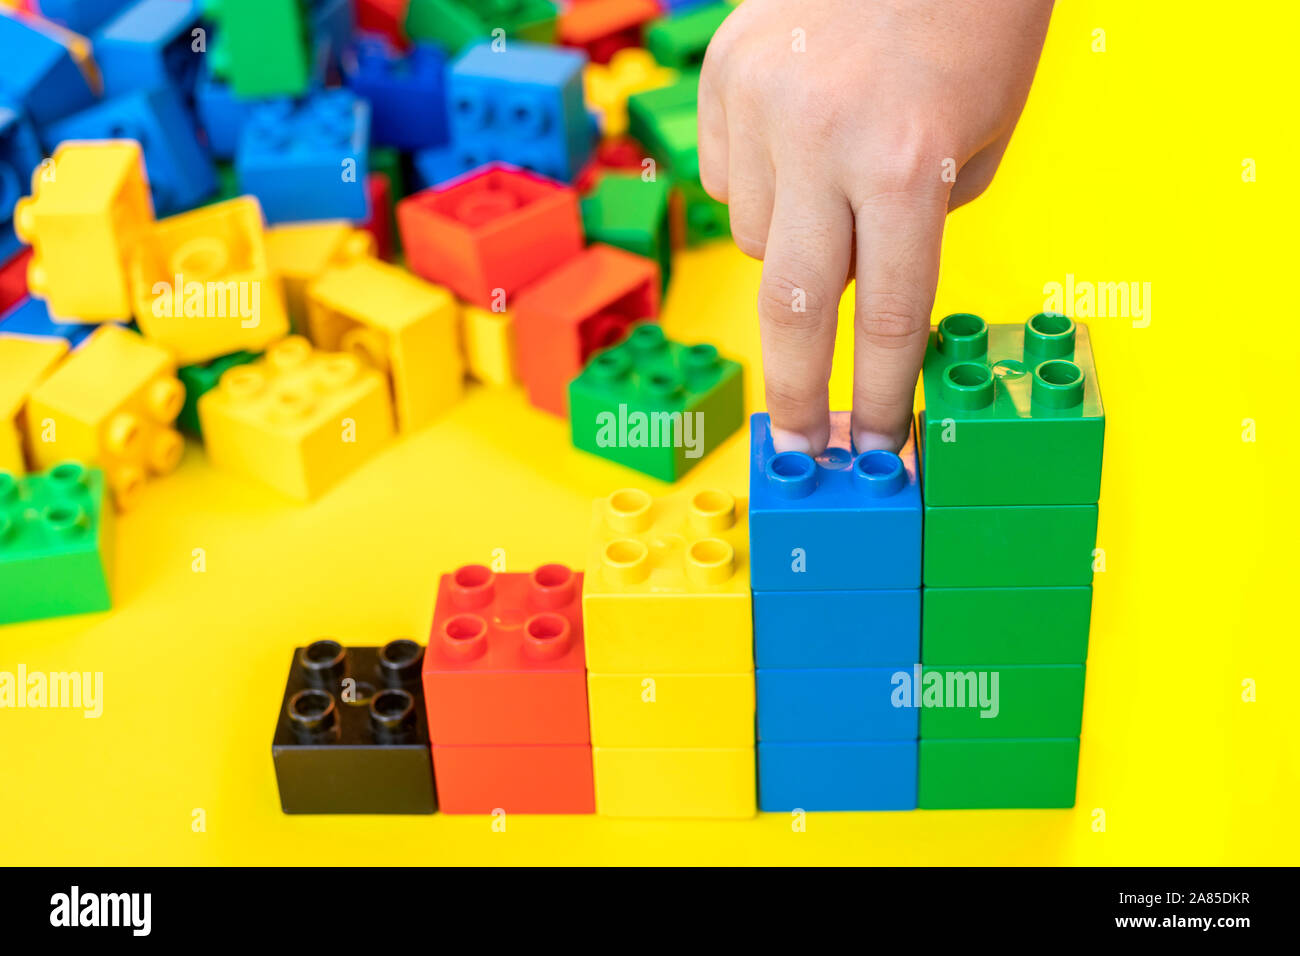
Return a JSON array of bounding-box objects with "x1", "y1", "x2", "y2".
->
[
  {"x1": 460, "y1": 305, "x2": 516, "y2": 386},
  {"x1": 587, "y1": 672, "x2": 754, "y2": 747},
  {"x1": 306, "y1": 258, "x2": 462, "y2": 432},
  {"x1": 585, "y1": 49, "x2": 677, "y2": 137},
  {"x1": 265, "y1": 221, "x2": 373, "y2": 330},
  {"x1": 0, "y1": 335, "x2": 69, "y2": 475},
  {"x1": 13, "y1": 141, "x2": 154, "y2": 321},
  {"x1": 128, "y1": 197, "x2": 290, "y2": 364},
  {"x1": 593, "y1": 746, "x2": 756, "y2": 818},
  {"x1": 582, "y1": 487, "x2": 752, "y2": 673},
  {"x1": 198, "y1": 336, "x2": 394, "y2": 501},
  {"x1": 25, "y1": 326, "x2": 183, "y2": 509}
]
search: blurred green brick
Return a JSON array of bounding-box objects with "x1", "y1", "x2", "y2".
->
[
  {"x1": 922, "y1": 586, "x2": 1092, "y2": 664},
  {"x1": 206, "y1": 0, "x2": 313, "y2": 97},
  {"x1": 406, "y1": 0, "x2": 558, "y2": 53},
  {"x1": 677, "y1": 177, "x2": 729, "y2": 246},
  {"x1": 627, "y1": 72, "x2": 699, "y2": 176},
  {"x1": 919, "y1": 738, "x2": 1080, "y2": 809},
  {"x1": 645, "y1": 3, "x2": 732, "y2": 70},
  {"x1": 918, "y1": 664, "x2": 1085, "y2": 738},
  {"x1": 923, "y1": 501, "x2": 1097, "y2": 587},
  {"x1": 177, "y1": 351, "x2": 260, "y2": 436},
  {"x1": 581, "y1": 173, "x2": 672, "y2": 292}
]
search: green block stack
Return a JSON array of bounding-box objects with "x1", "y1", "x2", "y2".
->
[{"x1": 917, "y1": 312, "x2": 1104, "y2": 808}]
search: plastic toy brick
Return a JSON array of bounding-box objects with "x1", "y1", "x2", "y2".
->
[
  {"x1": 568, "y1": 323, "x2": 743, "y2": 481},
  {"x1": 0, "y1": 296, "x2": 98, "y2": 347},
  {"x1": 206, "y1": 0, "x2": 312, "y2": 97},
  {"x1": 514, "y1": 243, "x2": 659, "y2": 416},
  {"x1": 423, "y1": 563, "x2": 589, "y2": 746},
  {"x1": 128, "y1": 197, "x2": 290, "y2": 364},
  {"x1": 410, "y1": 143, "x2": 472, "y2": 190},
  {"x1": 306, "y1": 257, "x2": 463, "y2": 432},
  {"x1": 592, "y1": 745, "x2": 755, "y2": 818},
  {"x1": 343, "y1": 36, "x2": 449, "y2": 151},
  {"x1": 266, "y1": 220, "x2": 374, "y2": 331},
  {"x1": 356, "y1": 0, "x2": 410, "y2": 48},
  {"x1": 13, "y1": 140, "x2": 154, "y2": 321},
  {"x1": 580, "y1": 172, "x2": 671, "y2": 289},
  {"x1": 42, "y1": 87, "x2": 217, "y2": 215},
  {"x1": 397, "y1": 164, "x2": 584, "y2": 309},
  {"x1": 918, "y1": 737, "x2": 1079, "y2": 809},
  {"x1": 38, "y1": 0, "x2": 132, "y2": 35},
  {"x1": 312, "y1": 0, "x2": 353, "y2": 76},
  {"x1": 918, "y1": 664, "x2": 1085, "y2": 739},
  {"x1": 919, "y1": 313, "x2": 1104, "y2": 506},
  {"x1": 26, "y1": 326, "x2": 182, "y2": 509},
  {"x1": 558, "y1": 0, "x2": 659, "y2": 64},
  {"x1": 175, "y1": 350, "x2": 257, "y2": 436},
  {"x1": 587, "y1": 672, "x2": 754, "y2": 748},
  {"x1": 758, "y1": 740, "x2": 918, "y2": 812},
  {"x1": 198, "y1": 336, "x2": 395, "y2": 501},
  {"x1": 754, "y1": 589, "x2": 920, "y2": 669},
  {"x1": 461, "y1": 305, "x2": 515, "y2": 386},
  {"x1": 749, "y1": 411, "x2": 922, "y2": 591},
  {"x1": 405, "y1": 0, "x2": 558, "y2": 55},
  {"x1": 1, "y1": 102, "x2": 42, "y2": 261},
  {"x1": 676, "y1": 177, "x2": 729, "y2": 245},
  {"x1": 271, "y1": 638, "x2": 436, "y2": 814},
  {"x1": 923, "y1": 501, "x2": 1098, "y2": 587},
  {"x1": 627, "y1": 72, "x2": 700, "y2": 177},
  {"x1": 34, "y1": 12, "x2": 101, "y2": 98},
  {"x1": 585, "y1": 49, "x2": 676, "y2": 136},
  {"x1": 582, "y1": 487, "x2": 752, "y2": 673},
  {"x1": 448, "y1": 40, "x2": 591, "y2": 182},
  {"x1": 645, "y1": 2, "x2": 730, "y2": 70},
  {"x1": 756, "y1": 667, "x2": 919, "y2": 742},
  {"x1": 0, "y1": 334, "x2": 67, "y2": 473},
  {"x1": 574, "y1": 134, "x2": 649, "y2": 193},
  {"x1": 0, "y1": 463, "x2": 113, "y2": 624},
  {"x1": 193, "y1": 63, "x2": 254, "y2": 162},
  {"x1": 0, "y1": 249, "x2": 33, "y2": 314},
  {"x1": 0, "y1": 10, "x2": 95, "y2": 127},
  {"x1": 93, "y1": 0, "x2": 202, "y2": 99},
  {"x1": 432, "y1": 743, "x2": 594, "y2": 814},
  {"x1": 236, "y1": 90, "x2": 372, "y2": 225},
  {"x1": 922, "y1": 587, "x2": 1092, "y2": 665}
]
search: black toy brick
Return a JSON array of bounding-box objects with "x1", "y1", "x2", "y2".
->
[{"x1": 272, "y1": 638, "x2": 437, "y2": 814}]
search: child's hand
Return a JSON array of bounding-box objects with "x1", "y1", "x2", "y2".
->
[{"x1": 699, "y1": 0, "x2": 1055, "y2": 453}]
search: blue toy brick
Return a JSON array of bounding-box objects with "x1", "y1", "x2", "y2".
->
[
  {"x1": 756, "y1": 667, "x2": 919, "y2": 742},
  {"x1": 235, "y1": 89, "x2": 371, "y2": 224},
  {"x1": 43, "y1": 88, "x2": 217, "y2": 215},
  {"x1": 194, "y1": 65, "x2": 259, "y2": 161},
  {"x1": 758, "y1": 740, "x2": 918, "y2": 811},
  {"x1": 448, "y1": 40, "x2": 590, "y2": 182},
  {"x1": 748, "y1": 411, "x2": 922, "y2": 591},
  {"x1": 411, "y1": 144, "x2": 480, "y2": 189},
  {"x1": 0, "y1": 297, "x2": 101, "y2": 347},
  {"x1": 36, "y1": 0, "x2": 132, "y2": 35},
  {"x1": 343, "y1": 36, "x2": 449, "y2": 151},
  {"x1": 0, "y1": 12, "x2": 96, "y2": 128},
  {"x1": 313, "y1": 0, "x2": 357, "y2": 76},
  {"x1": 753, "y1": 588, "x2": 920, "y2": 669},
  {"x1": 93, "y1": 0, "x2": 203, "y2": 100},
  {"x1": 1, "y1": 101, "x2": 42, "y2": 261}
]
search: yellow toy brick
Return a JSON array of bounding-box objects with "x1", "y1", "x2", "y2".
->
[
  {"x1": 13, "y1": 141, "x2": 154, "y2": 321},
  {"x1": 306, "y1": 258, "x2": 463, "y2": 433},
  {"x1": 198, "y1": 336, "x2": 395, "y2": 501},
  {"x1": 583, "y1": 487, "x2": 753, "y2": 673},
  {"x1": 128, "y1": 196, "x2": 289, "y2": 364},
  {"x1": 585, "y1": 49, "x2": 677, "y2": 137},
  {"x1": 0, "y1": 335, "x2": 69, "y2": 475},
  {"x1": 593, "y1": 746, "x2": 756, "y2": 818},
  {"x1": 461, "y1": 305, "x2": 516, "y2": 386},
  {"x1": 25, "y1": 326, "x2": 183, "y2": 509},
  {"x1": 587, "y1": 672, "x2": 754, "y2": 747},
  {"x1": 265, "y1": 221, "x2": 373, "y2": 330}
]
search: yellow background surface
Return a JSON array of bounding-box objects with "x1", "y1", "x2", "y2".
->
[{"x1": 1, "y1": 1, "x2": 1296, "y2": 865}]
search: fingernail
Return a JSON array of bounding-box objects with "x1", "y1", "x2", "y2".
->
[
  {"x1": 854, "y1": 430, "x2": 901, "y2": 454},
  {"x1": 771, "y1": 427, "x2": 815, "y2": 455}
]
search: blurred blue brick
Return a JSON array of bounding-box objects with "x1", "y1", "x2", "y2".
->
[
  {"x1": 93, "y1": 0, "x2": 203, "y2": 100},
  {"x1": 753, "y1": 588, "x2": 920, "y2": 669},
  {"x1": 343, "y1": 35, "x2": 449, "y2": 151},
  {"x1": 43, "y1": 88, "x2": 216, "y2": 215},
  {"x1": 749, "y1": 411, "x2": 922, "y2": 591},
  {"x1": 0, "y1": 297, "x2": 101, "y2": 348},
  {"x1": 1, "y1": 101, "x2": 43, "y2": 262},
  {"x1": 36, "y1": 0, "x2": 132, "y2": 35},
  {"x1": 756, "y1": 667, "x2": 919, "y2": 742},
  {"x1": 0, "y1": 11, "x2": 96, "y2": 128},
  {"x1": 235, "y1": 89, "x2": 371, "y2": 223},
  {"x1": 194, "y1": 63, "x2": 259, "y2": 160},
  {"x1": 411, "y1": 144, "x2": 477, "y2": 189},
  {"x1": 758, "y1": 740, "x2": 918, "y2": 811},
  {"x1": 313, "y1": 0, "x2": 356, "y2": 76},
  {"x1": 448, "y1": 40, "x2": 590, "y2": 182}
]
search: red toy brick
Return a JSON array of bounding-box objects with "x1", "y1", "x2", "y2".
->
[
  {"x1": 432, "y1": 743, "x2": 595, "y2": 814},
  {"x1": 357, "y1": 0, "x2": 410, "y2": 49},
  {"x1": 1, "y1": 249, "x2": 33, "y2": 315},
  {"x1": 361, "y1": 172, "x2": 395, "y2": 261},
  {"x1": 559, "y1": 0, "x2": 660, "y2": 64},
  {"x1": 514, "y1": 243, "x2": 660, "y2": 416},
  {"x1": 423, "y1": 563, "x2": 590, "y2": 746},
  {"x1": 575, "y1": 135, "x2": 650, "y2": 194},
  {"x1": 396, "y1": 164, "x2": 584, "y2": 309}
]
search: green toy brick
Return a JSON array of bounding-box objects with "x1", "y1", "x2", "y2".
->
[
  {"x1": 206, "y1": 0, "x2": 313, "y2": 97},
  {"x1": 581, "y1": 173, "x2": 672, "y2": 292},
  {"x1": 0, "y1": 464, "x2": 114, "y2": 625},
  {"x1": 645, "y1": 3, "x2": 732, "y2": 70},
  {"x1": 177, "y1": 351, "x2": 260, "y2": 436},
  {"x1": 568, "y1": 323, "x2": 743, "y2": 482},
  {"x1": 678, "y1": 177, "x2": 730, "y2": 245},
  {"x1": 918, "y1": 664, "x2": 1085, "y2": 738},
  {"x1": 922, "y1": 587, "x2": 1092, "y2": 664},
  {"x1": 627, "y1": 72, "x2": 700, "y2": 176},
  {"x1": 406, "y1": 0, "x2": 558, "y2": 53},
  {"x1": 923, "y1": 501, "x2": 1097, "y2": 587},
  {"x1": 919, "y1": 738, "x2": 1079, "y2": 809},
  {"x1": 919, "y1": 312, "x2": 1104, "y2": 506}
]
